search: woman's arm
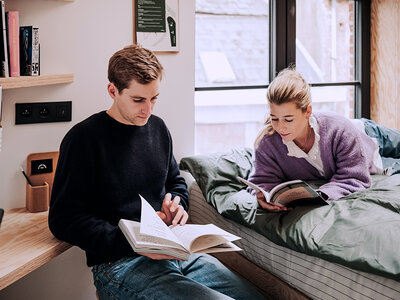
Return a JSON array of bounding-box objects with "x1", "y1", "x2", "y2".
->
[
  {"x1": 249, "y1": 145, "x2": 285, "y2": 193},
  {"x1": 318, "y1": 125, "x2": 373, "y2": 200}
]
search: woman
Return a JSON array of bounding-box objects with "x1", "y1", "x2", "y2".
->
[{"x1": 249, "y1": 68, "x2": 382, "y2": 212}]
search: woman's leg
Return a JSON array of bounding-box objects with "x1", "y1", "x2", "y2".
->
[
  {"x1": 381, "y1": 157, "x2": 400, "y2": 175},
  {"x1": 361, "y1": 118, "x2": 400, "y2": 158}
]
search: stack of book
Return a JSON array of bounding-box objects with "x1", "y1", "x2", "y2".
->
[{"x1": 0, "y1": 0, "x2": 40, "y2": 78}]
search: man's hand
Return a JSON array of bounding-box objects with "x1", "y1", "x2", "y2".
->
[
  {"x1": 256, "y1": 191, "x2": 291, "y2": 212},
  {"x1": 156, "y1": 193, "x2": 188, "y2": 226}
]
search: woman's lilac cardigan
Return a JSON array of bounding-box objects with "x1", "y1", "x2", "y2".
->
[{"x1": 249, "y1": 112, "x2": 377, "y2": 200}]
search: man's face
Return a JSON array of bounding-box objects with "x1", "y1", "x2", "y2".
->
[{"x1": 107, "y1": 79, "x2": 160, "y2": 126}]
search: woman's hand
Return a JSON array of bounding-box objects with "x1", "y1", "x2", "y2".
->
[{"x1": 256, "y1": 191, "x2": 291, "y2": 212}]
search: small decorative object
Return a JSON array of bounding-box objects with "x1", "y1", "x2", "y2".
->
[{"x1": 134, "y1": 0, "x2": 179, "y2": 53}]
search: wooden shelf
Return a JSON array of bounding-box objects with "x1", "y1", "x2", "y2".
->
[
  {"x1": 0, "y1": 74, "x2": 74, "y2": 90},
  {"x1": 0, "y1": 208, "x2": 72, "y2": 290}
]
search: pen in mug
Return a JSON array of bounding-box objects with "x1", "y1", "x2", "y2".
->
[
  {"x1": 0, "y1": 208, "x2": 4, "y2": 228},
  {"x1": 20, "y1": 166, "x2": 33, "y2": 186}
]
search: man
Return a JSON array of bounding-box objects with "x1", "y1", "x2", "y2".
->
[{"x1": 49, "y1": 44, "x2": 263, "y2": 300}]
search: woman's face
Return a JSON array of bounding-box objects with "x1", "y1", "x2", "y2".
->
[{"x1": 269, "y1": 102, "x2": 312, "y2": 142}]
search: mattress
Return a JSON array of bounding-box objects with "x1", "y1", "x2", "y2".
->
[{"x1": 188, "y1": 181, "x2": 400, "y2": 300}]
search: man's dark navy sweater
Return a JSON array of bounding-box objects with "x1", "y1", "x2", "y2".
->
[{"x1": 49, "y1": 111, "x2": 188, "y2": 266}]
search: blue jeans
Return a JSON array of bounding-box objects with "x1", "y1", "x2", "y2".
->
[
  {"x1": 92, "y1": 254, "x2": 265, "y2": 300},
  {"x1": 361, "y1": 118, "x2": 400, "y2": 175}
]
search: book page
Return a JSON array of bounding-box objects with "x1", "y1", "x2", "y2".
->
[
  {"x1": 139, "y1": 195, "x2": 182, "y2": 246},
  {"x1": 119, "y1": 219, "x2": 190, "y2": 260},
  {"x1": 237, "y1": 176, "x2": 270, "y2": 200},
  {"x1": 120, "y1": 219, "x2": 184, "y2": 250},
  {"x1": 269, "y1": 179, "x2": 304, "y2": 197},
  {"x1": 270, "y1": 181, "x2": 320, "y2": 205},
  {"x1": 194, "y1": 242, "x2": 242, "y2": 254},
  {"x1": 170, "y1": 224, "x2": 240, "y2": 252}
]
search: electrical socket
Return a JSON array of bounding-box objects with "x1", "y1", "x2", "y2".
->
[{"x1": 15, "y1": 101, "x2": 72, "y2": 125}]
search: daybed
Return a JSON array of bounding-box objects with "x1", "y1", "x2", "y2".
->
[{"x1": 180, "y1": 148, "x2": 400, "y2": 300}]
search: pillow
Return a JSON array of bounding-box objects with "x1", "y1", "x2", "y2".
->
[{"x1": 179, "y1": 147, "x2": 255, "y2": 214}]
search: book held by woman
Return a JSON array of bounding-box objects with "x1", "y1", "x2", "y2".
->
[{"x1": 238, "y1": 176, "x2": 328, "y2": 207}]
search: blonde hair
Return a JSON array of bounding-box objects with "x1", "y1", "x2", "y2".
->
[{"x1": 254, "y1": 68, "x2": 311, "y2": 148}]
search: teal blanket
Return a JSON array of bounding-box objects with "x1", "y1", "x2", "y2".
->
[{"x1": 180, "y1": 148, "x2": 400, "y2": 281}]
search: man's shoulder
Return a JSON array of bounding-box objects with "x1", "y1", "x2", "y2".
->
[
  {"x1": 148, "y1": 115, "x2": 171, "y2": 135},
  {"x1": 63, "y1": 111, "x2": 106, "y2": 142},
  {"x1": 148, "y1": 114, "x2": 166, "y2": 127},
  {"x1": 72, "y1": 111, "x2": 106, "y2": 129}
]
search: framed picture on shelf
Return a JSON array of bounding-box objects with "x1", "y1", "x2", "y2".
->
[{"x1": 133, "y1": 0, "x2": 179, "y2": 53}]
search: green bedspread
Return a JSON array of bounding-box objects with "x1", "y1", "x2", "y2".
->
[{"x1": 179, "y1": 147, "x2": 400, "y2": 281}]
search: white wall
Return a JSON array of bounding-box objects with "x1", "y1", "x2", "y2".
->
[{"x1": 0, "y1": 0, "x2": 195, "y2": 299}]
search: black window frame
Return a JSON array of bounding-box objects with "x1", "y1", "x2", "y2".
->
[
  {"x1": 195, "y1": 0, "x2": 370, "y2": 118},
  {"x1": 270, "y1": 0, "x2": 371, "y2": 119}
]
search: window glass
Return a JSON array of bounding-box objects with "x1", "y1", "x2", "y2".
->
[
  {"x1": 195, "y1": 0, "x2": 269, "y2": 154},
  {"x1": 195, "y1": 89, "x2": 267, "y2": 154},
  {"x1": 195, "y1": 0, "x2": 269, "y2": 87},
  {"x1": 296, "y1": 0, "x2": 355, "y2": 83},
  {"x1": 310, "y1": 86, "x2": 355, "y2": 118}
]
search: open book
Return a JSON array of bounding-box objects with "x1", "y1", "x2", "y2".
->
[
  {"x1": 118, "y1": 195, "x2": 242, "y2": 261},
  {"x1": 238, "y1": 177, "x2": 328, "y2": 207}
]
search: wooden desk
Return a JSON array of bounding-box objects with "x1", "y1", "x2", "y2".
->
[{"x1": 0, "y1": 208, "x2": 71, "y2": 290}]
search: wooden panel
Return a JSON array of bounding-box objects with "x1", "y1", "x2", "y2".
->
[
  {"x1": 0, "y1": 74, "x2": 73, "y2": 90},
  {"x1": 212, "y1": 252, "x2": 310, "y2": 300},
  {"x1": 371, "y1": 0, "x2": 400, "y2": 129},
  {"x1": 0, "y1": 208, "x2": 71, "y2": 290}
]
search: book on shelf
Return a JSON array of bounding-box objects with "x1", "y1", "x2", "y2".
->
[
  {"x1": 0, "y1": 85, "x2": 2, "y2": 121},
  {"x1": 118, "y1": 195, "x2": 242, "y2": 261},
  {"x1": 5, "y1": 10, "x2": 19, "y2": 77},
  {"x1": 238, "y1": 176, "x2": 329, "y2": 208},
  {"x1": 0, "y1": 1, "x2": 8, "y2": 77},
  {"x1": 0, "y1": 86, "x2": 2, "y2": 152},
  {"x1": 20, "y1": 26, "x2": 39, "y2": 76}
]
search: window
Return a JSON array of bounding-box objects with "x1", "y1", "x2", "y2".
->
[
  {"x1": 195, "y1": 0, "x2": 370, "y2": 154},
  {"x1": 296, "y1": 0, "x2": 356, "y2": 118},
  {"x1": 195, "y1": 0, "x2": 269, "y2": 154}
]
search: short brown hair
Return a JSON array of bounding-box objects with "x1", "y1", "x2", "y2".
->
[{"x1": 108, "y1": 44, "x2": 163, "y2": 92}]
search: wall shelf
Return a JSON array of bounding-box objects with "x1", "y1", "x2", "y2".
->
[{"x1": 0, "y1": 74, "x2": 74, "y2": 90}]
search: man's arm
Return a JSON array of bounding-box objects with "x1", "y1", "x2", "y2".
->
[
  {"x1": 48, "y1": 130, "x2": 134, "y2": 263},
  {"x1": 165, "y1": 151, "x2": 189, "y2": 211}
]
